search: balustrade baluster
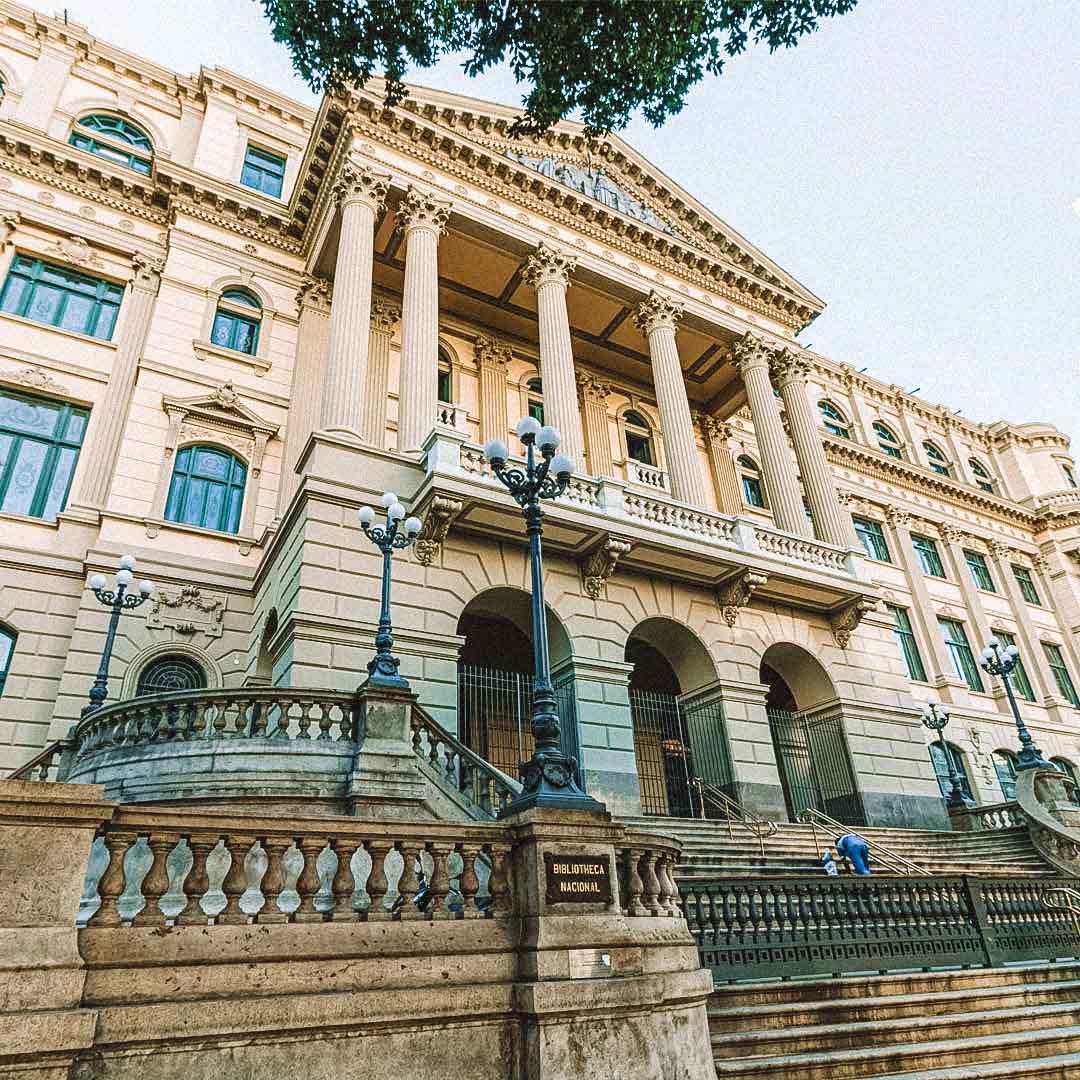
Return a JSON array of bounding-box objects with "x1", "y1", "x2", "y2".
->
[
  {"x1": 208, "y1": 699, "x2": 226, "y2": 740},
  {"x1": 317, "y1": 702, "x2": 334, "y2": 740},
  {"x1": 90, "y1": 830, "x2": 134, "y2": 927},
  {"x1": 706, "y1": 888, "x2": 721, "y2": 944},
  {"x1": 640, "y1": 851, "x2": 661, "y2": 916},
  {"x1": 622, "y1": 847, "x2": 646, "y2": 917},
  {"x1": 339, "y1": 700, "x2": 356, "y2": 742},
  {"x1": 748, "y1": 885, "x2": 763, "y2": 937},
  {"x1": 365, "y1": 840, "x2": 392, "y2": 921},
  {"x1": 188, "y1": 700, "x2": 206, "y2": 740},
  {"x1": 249, "y1": 698, "x2": 267, "y2": 738},
  {"x1": 396, "y1": 842, "x2": 423, "y2": 920},
  {"x1": 761, "y1": 884, "x2": 775, "y2": 937},
  {"x1": 272, "y1": 702, "x2": 289, "y2": 739},
  {"x1": 486, "y1": 845, "x2": 510, "y2": 917},
  {"x1": 175, "y1": 836, "x2": 216, "y2": 925},
  {"x1": 256, "y1": 837, "x2": 291, "y2": 923},
  {"x1": 331, "y1": 838, "x2": 360, "y2": 921},
  {"x1": 426, "y1": 843, "x2": 453, "y2": 920},
  {"x1": 654, "y1": 854, "x2": 672, "y2": 916},
  {"x1": 296, "y1": 700, "x2": 311, "y2": 739},
  {"x1": 219, "y1": 836, "x2": 254, "y2": 924},
  {"x1": 721, "y1": 887, "x2": 735, "y2": 938},
  {"x1": 132, "y1": 833, "x2": 177, "y2": 927},
  {"x1": 458, "y1": 845, "x2": 482, "y2": 918},
  {"x1": 293, "y1": 838, "x2": 325, "y2": 922},
  {"x1": 410, "y1": 718, "x2": 423, "y2": 757}
]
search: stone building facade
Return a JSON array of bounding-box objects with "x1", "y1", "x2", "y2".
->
[{"x1": 0, "y1": 1, "x2": 1078, "y2": 830}]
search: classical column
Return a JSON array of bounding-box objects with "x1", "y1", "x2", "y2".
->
[
  {"x1": 521, "y1": 243, "x2": 584, "y2": 466},
  {"x1": 68, "y1": 252, "x2": 165, "y2": 514},
  {"x1": 277, "y1": 275, "x2": 332, "y2": 514},
  {"x1": 396, "y1": 187, "x2": 451, "y2": 452},
  {"x1": 475, "y1": 336, "x2": 512, "y2": 446},
  {"x1": 633, "y1": 292, "x2": 706, "y2": 506},
  {"x1": 729, "y1": 333, "x2": 808, "y2": 536},
  {"x1": 576, "y1": 371, "x2": 614, "y2": 479},
  {"x1": 770, "y1": 348, "x2": 856, "y2": 547},
  {"x1": 362, "y1": 295, "x2": 400, "y2": 450},
  {"x1": 319, "y1": 163, "x2": 390, "y2": 433},
  {"x1": 698, "y1": 414, "x2": 743, "y2": 515}
]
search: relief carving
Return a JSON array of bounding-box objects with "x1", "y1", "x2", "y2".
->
[
  {"x1": 147, "y1": 585, "x2": 227, "y2": 639},
  {"x1": 580, "y1": 535, "x2": 633, "y2": 599}
]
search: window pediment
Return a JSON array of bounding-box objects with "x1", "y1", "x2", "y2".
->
[{"x1": 161, "y1": 382, "x2": 278, "y2": 447}]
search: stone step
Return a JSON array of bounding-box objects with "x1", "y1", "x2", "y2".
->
[{"x1": 873, "y1": 1053, "x2": 1080, "y2": 1079}]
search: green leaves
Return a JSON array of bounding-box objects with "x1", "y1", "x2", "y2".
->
[{"x1": 261, "y1": 0, "x2": 858, "y2": 135}]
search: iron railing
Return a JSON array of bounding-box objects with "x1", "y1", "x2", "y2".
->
[
  {"x1": 683, "y1": 874, "x2": 1080, "y2": 982},
  {"x1": 692, "y1": 778, "x2": 778, "y2": 858},
  {"x1": 798, "y1": 806, "x2": 927, "y2": 875},
  {"x1": 1043, "y1": 886, "x2": 1080, "y2": 938}
]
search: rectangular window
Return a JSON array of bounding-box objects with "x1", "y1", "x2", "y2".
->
[
  {"x1": 240, "y1": 145, "x2": 286, "y2": 198},
  {"x1": 938, "y1": 618, "x2": 984, "y2": 692},
  {"x1": 741, "y1": 475, "x2": 765, "y2": 509},
  {"x1": 853, "y1": 516, "x2": 890, "y2": 562},
  {"x1": 0, "y1": 388, "x2": 88, "y2": 520},
  {"x1": 964, "y1": 550, "x2": 995, "y2": 592},
  {"x1": 912, "y1": 534, "x2": 946, "y2": 577},
  {"x1": 1012, "y1": 565, "x2": 1040, "y2": 605},
  {"x1": 437, "y1": 368, "x2": 452, "y2": 404},
  {"x1": 993, "y1": 630, "x2": 1035, "y2": 702},
  {"x1": 1043, "y1": 643, "x2": 1080, "y2": 707},
  {"x1": 889, "y1": 605, "x2": 927, "y2": 682},
  {"x1": 1, "y1": 256, "x2": 123, "y2": 341}
]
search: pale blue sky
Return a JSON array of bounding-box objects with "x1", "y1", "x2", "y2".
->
[{"x1": 61, "y1": 0, "x2": 1079, "y2": 441}]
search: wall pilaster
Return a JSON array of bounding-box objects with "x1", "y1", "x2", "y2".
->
[
  {"x1": 697, "y1": 415, "x2": 743, "y2": 515},
  {"x1": 475, "y1": 336, "x2": 512, "y2": 447},
  {"x1": 576, "y1": 371, "x2": 614, "y2": 479},
  {"x1": 362, "y1": 295, "x2": 401, "y2": 451}
]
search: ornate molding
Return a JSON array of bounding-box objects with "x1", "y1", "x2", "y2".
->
[
  {"x1": 370, "y1": 293, "x2": 401, "y2": 331},
  {"x1": 768, "y1": 347, "x2": 811, "y2": 388},
  {"x1": 940, "y1": 523, "x2": 965, "y2": 546},
  {"x1": 633, "y1": 290, "x2": 683, "y2": 335},
  {"x1": 697, "y1": 413, "x2": 732, "y2": 445},
  {"x1": 576, "y1": 370, "x2": 611, "y2": 405},
  {"x1": 987, "y1": 539, "x2": 1013, "y2": 561},
  {"x1": 46, "y1": 233, "x2": 104, "y2": 270},
  {"x1": 333, "y1": 162, "x2": 391, "y2": 212},
  {"x1": 296, "y1": 274, "x2": 332, "y2": 314},
  {"x1": 884, "y1": 505, "x2": 911, "y2": 529},
  {"x1": 396, "y1": 185, "x2": 452, "y2": 235},
  {"x1": 414, "y1": 495, "x2": 464, "y2": 566},
  {"x1": 716, "y1": 570, "x2": 767, "y2": 627},
  {"x1": 0, "y1": 210, "x2": 19, "y2": 248},
  {"x1": 474, "y1": 335, "x2": 513, "y2": 371},
  {"x1": 130, "y1": 251, "x2": 166, "y2": 292},
  {"x1": 580, "y1": 535, "x2": 633, "y2": 599},
  {"x1": 728, "y1": 332, "x2": 775, "y2": 375},
  {"x1": 146, "y1": 584, "x2": 227, "y2": 639},
  {"x1": 0, "y1": 365, "x2": 68, "y2": 395},
  {"x1": 830, "y1": 597, "x2": 879, "y2": 649},
  {"x1": 522, "y1": 242, "x2": 577, "y2": 290}
]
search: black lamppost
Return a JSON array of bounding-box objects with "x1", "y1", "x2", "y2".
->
[
  {"x1": 357, "y1": 491, "x2": 421, "y2": 690},
  {"x1": 84, "y1": 554, "x2": 154, "y2": 717},
  {"x1": 483, "y1": 416, "x2": 604, "y2": 815},
  {"x1": 920, "y1": 702, "x2": 970, "y2": 808},
  {"x1": 977, "y1": 638, "x2": 1053, "y2": 771}
]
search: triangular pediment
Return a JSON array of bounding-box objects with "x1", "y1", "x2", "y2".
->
[{"x1": 162, "y1": 382, "x2": 278, "y2": 438}]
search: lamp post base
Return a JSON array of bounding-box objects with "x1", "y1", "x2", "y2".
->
[
  {"x1": 1016, "y1": 746, "x2": 1054, "y2": 772},
  {"x1": 500, "y1": 750, "x2": 607, "y2": 817}
]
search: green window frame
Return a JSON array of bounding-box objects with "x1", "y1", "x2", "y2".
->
[
  {"x1": 818, "y1": 400, "x2": 850, "y2": 438},
  {"x1": 964, "y1": 550, "x2": 995, "y2": 592},
  {"x1": 526, "y1": 378, "x2": 544, "y2": 424},
  {"x1": 873, "y1": 420, "x2": 903, "y2": 459},
  {"x1": 0, "y1": 625, "x2": 15, "y2": 698},
  {"x1": 1064, "y1": 464, "x2": 1077, "y2": 489},
  {"x1": 164, "y1": 445, "x2": 247, "y2": 535},
  {"x1": 938, "y1": 618, "x2": 984, "y2": 692},
  {"x1": 738, "y1": 456, "x2": 765, "y2": 509},
  {"x1": 240, "y1": 145, "x2": 286, "y2": 198},
  {"x1": 994, "y1": 750, "x2": 1018, "y2": 801},
  {"x1": 1012, "y1": 564, "x2": 1040, "y2": 605},
  {"x1": 929, "y1": 741, "x2": 973, "y2": 802},
  {"x1": 923, "y1": 440, "x2": 951, "y2": 477},
  {"x1": 993, "y1": 630, "x2": 1034, "y2": 702},
  {"x1": 624, "y1": 411, "x2": 654, "y2": 466},
  {"x1": 969, "y1": 458, "x2": 994, "y2": 493},
  {"x1": 0, "y1": 388, "x2": 88, "y2": 520},
  {"x1": 68, "y1": 114, "x2": 152, "y2": 175},
  {"x1": 1, "y1": 256, "x2": 123, "y2": 341},
  {"x1": 853, "y1": 516, "x2": 890, "y2": 562},
  {"x1": 889, "y1": 604, "x2": 927, "y2": 682},
  {"x1": 912, "y1": 534, "x2": 946, "y2": 577},
  {"x1": 210, "y1": 288, "x2": 261, "y2": 355},
  {"x1": 1043, "y1": 643, "x2": 1080, "y2": 707}
]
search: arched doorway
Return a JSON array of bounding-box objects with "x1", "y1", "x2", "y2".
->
[
  {"x1": 761, "y1": 643, "x2": 864, "y2": 825},
  {"x1": 626, "y1": 618, "x2": 732, "y2": 818},
  {"x1": 456, "y1": 588, "x2": 579, "y2": 782}
]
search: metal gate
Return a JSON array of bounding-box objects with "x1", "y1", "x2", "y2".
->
[
  {"x1": 631, "y1": 691, "x2": 734, "y2": 818},
  {"x1": 768, "y1": 707, "x2": 864, "y2": 825},
  {"x1": 458, "y1": 664, "x2": 579, "y2": 784}
]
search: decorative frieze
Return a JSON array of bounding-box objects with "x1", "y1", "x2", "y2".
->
[
  {"x1": 580, "y1": 535, "x2": 633, "y2": 599},
  {"x1": 716, "y1": 570, "x2": 768, "y2": 628},
  {"x1": 146, "y1": 585, "x2": 227, "y2": 639},
  {"x1": 0, "y1": 365, "x2": 68, "y2": 395}
]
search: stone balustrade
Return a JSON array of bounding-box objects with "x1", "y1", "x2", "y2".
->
[
  {"x1": 957, "y1": 801, "x2": 1026, "y2": 831},
  {"x1": 7, "y1": 735, "x2": 76, "y2": 782},
  {"x1": 622, "y1": 490, "x2": 739, "y2": 543},
  {"x1": 435, "y1": 401, "x2": 468, "y2": 432},
  {"x1": 753, "y1": 524, "x2": 850, "y2": 572},
  {"x1": 615, "y1": 831, "x2": 682, "y2": 917},
  {"x1": 626, "y1": 459, "x2": 668, "y2": 491}
]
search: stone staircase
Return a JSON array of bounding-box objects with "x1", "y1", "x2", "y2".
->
[
  {"x1": 708, "y1": 963, "x2": 1080, "y2": 1079},
  {"x1": 620, "y1": 815, "x2": 1056, "y2": 878}
]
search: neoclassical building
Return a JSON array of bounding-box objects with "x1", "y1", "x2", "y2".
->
[{"x1": 1, "y1": 1, "x2": 1078, "y2": 830}]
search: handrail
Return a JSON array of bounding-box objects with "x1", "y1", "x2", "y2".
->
[
  {"x1": 797, "y1": 806, "x2": 928, "y2": 875},
  {"x1": 691, "y1": 778, "x2": 777, "y2": 858},
  {"x1": 7, "y1": 736, "x2": 76, "y2": 781},
  {"x1": 1017, "y1": 768, "x2": 1080, "y2": 876}
]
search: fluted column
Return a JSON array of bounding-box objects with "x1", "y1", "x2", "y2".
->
[
  {"x1": 577, "y1": 371, "x2": 614, "y2": 478},
  {"x1": 319, "y1": 163, "x2": 390, "y2": 433},
  {"x1": 522, "y1": 243, "x2": 584, "y2": 466},
  {"x1": 698, "y1": 414, "x2": 743, "y2": 515},
  {"x1": 362, "y1": 295, "x2": 400, "y2": 450},
  {"x1": 277, "y1": 275, "x2": 332, "y2": 513},
  {"x1": 69, "y1": 252, "x2": 164, "y2": 513},
  {"x1": 396, "y1": 187, "x2": 451, "y2": 452},
  {"x1": 771, "y1": 348, "x2": 856, "y2": 547},
  {"x1": 475, "y1": 335, "x2": 512, "y2": 446},
  {"x1": 633, "y1": 292, "x2": 705, "y2": 505},
  {"x1": 730, "y1": 333, "x2": 808, "y2": 537}
]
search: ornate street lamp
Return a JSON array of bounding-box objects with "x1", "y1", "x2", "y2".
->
[
  {"x1": 977, "y1": 638, "x2": 1053, "y2": 771},
  {"x1": 920, "y1": 702, "x2": 970, "y2": 808},
  {"x1": 84, "y1": 554, "x2": 154, "y2": 717},
  {"x1": 483, "y1": 416, "x2": 604, "y2": 815},
  {"x1": 357, "y1": 491, "x2": 422, "y2": 689}
]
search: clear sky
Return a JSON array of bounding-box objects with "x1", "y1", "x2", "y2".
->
[{"x1": 59, "y1": 0, "x2": 1079, "y2": 442}]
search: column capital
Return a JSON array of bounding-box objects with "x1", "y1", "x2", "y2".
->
[
  {"x1": 885, "y1": 505, "x2": 911, "y2": 529},
  {"x1": 396, "y1": 185, "x2": 452, "y2": 236},
  {"x1": 633, "y1": 290, "x2": 684, "y2": 335},
  {"x1": 522, "y1": 242, "x2": 577, "y2": 290},
  {"x1": 696, "y1": 412, "x2": 732, "y2": 444},
  {"x1": 987, "y1": 538, "x2": 1013, "y2": 560},
  {"x1": 940, "y1": 523, "x2": 966, "y2": 546},
  {"x1": 729, "y1": 331, "x2": 776, "y2": 375},
  {"x1": 474, "y1": 334, "x2": 513, "y2": 370},
  {"x1": 1031, "y1": 552, "x2": 1052, "y2": 573},
  {"x1": 130, "y1": 251, "x2": 165, "y2": 293},
  {"x1": 768, "y1": 347, "x2": 811, "y2": 388},
  {"x1": 576, "y1": 370, "x2": 611, "y2": 404},
  {"x1": 296, "y1": 274, "x2": 332, "y2": 314},
  {"x1": 370, "y1": 293, "x2": 401, "y2": 331},
  {"x1": 333, "y1": 163, "x2": 391, "y2": 212},
  {"x1": 1, "y1": 210, "x2": 20, "y2": 248}
]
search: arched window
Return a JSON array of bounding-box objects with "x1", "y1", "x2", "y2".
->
[
  {"x1": 623, "y1": 410, "x2": 654, "y2": 466},
  {"x1": 69, "y1": 114, "x2": 152, "y2": 175},
  {"x1": 164, "y1": 445, "x2": 247, "y2": 534},
  {"x1": 527, "y1": 378, "x2": 544, "y2": 424},
  {"x1": 210, "y1": 288, "x2": 262, "y2": 355},
  {"x1": 137, "y1": 654, "x2": 208, "y2": 695},
  {"x1": 817, "y1": 400, "x2": 850, "y2": 439},
  {"x1": 738, "y1": 455, "x2": 765, "y2": 509},
  {"x1": 1063, "y1": 464, "x2": 1077, "y2": 489},
  {"x1": 969, "y1": 458, "x2": 994, "y2": 493},
  {"x1": 1051, "y1": 758, "x2": 1080, "y2": 805},
  {"x1": 993, "y1": 749, "x2": 1018, "y2": 801},
  {"x1": 873, "y1": 420, "x2": 903, "y2": 459},
  {"x1": 923, "y1": 441, "x2": 951, "y2": 477},
  {"x1": 928, "y1": 741, "x2": 973, "y2": 803},
  {"x1": 0, "y1": 625, "x2": 15, "y2": 698},
  {"x1": 437, "y1": 347, "x2": 453, "y2": 404}
]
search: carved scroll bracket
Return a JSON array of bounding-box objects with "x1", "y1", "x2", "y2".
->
[
  {"x1": 414, "y1": 495, "x2": 464, "y2": 566},
  {"x1": 830, "y1": 596, "x2": 879, "y2": 649},
  {"x1": 580, "y1": 535, "x2": 633, "y2": 599},
  {"x1": 716, "y1": 570, "x2": 767, "y2": 628}
]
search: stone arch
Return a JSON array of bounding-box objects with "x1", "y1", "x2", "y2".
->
[
  {"x1": 121, "y1": 640, "x2": 222, "y2": 698},
  {"x1": 625, "y1": 616, "x2": 716, "y2": 695},
  {"x1": 759, "y1": 641, "x2": 837, "y2": 712},
  {"x1": 254, "y1": 607, "x2": 278, "y2": 684},
  {"x1": 63, "y1": 99, "x2": 170, "y2": 157},
  {"x1": 206, "y1": 274, "x2": 275, "y2": 313}
]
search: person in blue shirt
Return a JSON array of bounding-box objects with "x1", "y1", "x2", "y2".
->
[{"x1": 835, "y1": 833, "x2": 871, "y2": 875}]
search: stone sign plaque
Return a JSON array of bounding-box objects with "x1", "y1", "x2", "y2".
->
[{"x1": 544, "y1": 852, "x2": 612, "y2": 905}]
